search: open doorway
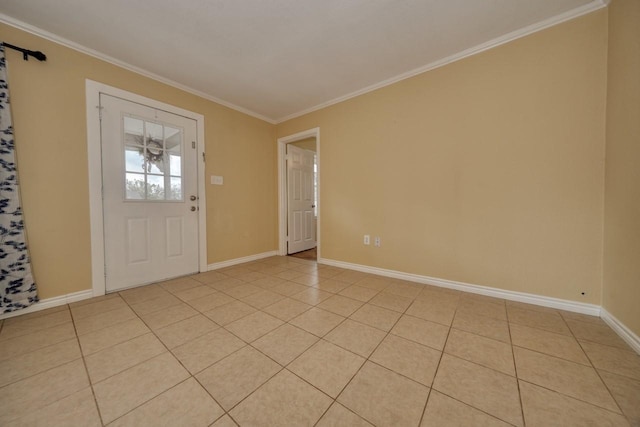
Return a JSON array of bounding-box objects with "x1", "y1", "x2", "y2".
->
[{"x1": 277, "y1": 128, "x2": 320, "y2": 261}]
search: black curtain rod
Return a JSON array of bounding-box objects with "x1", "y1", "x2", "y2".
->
[{"x1": 2, "y1": 42, "x2": 47, "y2": 62}]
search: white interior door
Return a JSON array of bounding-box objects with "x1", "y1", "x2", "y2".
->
[
  {"x1": 287, "y1": 145, "x2": 316, "y2": 254},
  {"x1": 100, "y1": 94, "x2": 200, "y2": 292}
]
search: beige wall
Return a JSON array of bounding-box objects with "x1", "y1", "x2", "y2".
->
[
  {"x1": 278, "y1": 11, "x2": 608, "y2": 303},
  {"x1": 1, "y1": 23, "x2": 277, "y2": 299},
  {"x1": 603, "y1": 0, "x2": 640, "y2": 336}
]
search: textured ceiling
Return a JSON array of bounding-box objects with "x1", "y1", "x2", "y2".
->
[{"x1": 0, "y1": 0, "x2": 603, "y2": 122}]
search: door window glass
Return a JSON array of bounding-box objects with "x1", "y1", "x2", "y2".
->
[{"x1": 123, "y1": 116, "x2": 183, "y2": 201}]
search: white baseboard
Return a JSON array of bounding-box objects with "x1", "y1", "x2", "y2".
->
[
  {"x1": 0, "y1": 289, "x2": 94, "y2": 320},
  {"x1": 208, "y1": 251, "x2": 278, "y2": 271},
  {"x1": 319, "y1": 257, "x2": 601, "y2": 316},
  {"x1": 600, "y1": 308, "x2": 640, "y2": 355}
]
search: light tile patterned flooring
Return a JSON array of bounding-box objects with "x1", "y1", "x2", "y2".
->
[{"x1": 1, "y1": 256, "x2": 639, "y2": 426}]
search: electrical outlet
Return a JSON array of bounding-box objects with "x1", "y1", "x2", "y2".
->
[
  {"x1": 364, "y1": 235, "x2": 370, "y2": 245},
  {"x1": 374, "y1": 236, "x2": 381, "y2": 247}
]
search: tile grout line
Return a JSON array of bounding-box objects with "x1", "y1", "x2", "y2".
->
[{"x1": 69, "y1": 303, "x2": 107, "y2": 427}]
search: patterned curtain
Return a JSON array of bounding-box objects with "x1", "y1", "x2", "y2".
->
[{"x1": 0, "y1": 44, "x2": 38, "y2": 313}]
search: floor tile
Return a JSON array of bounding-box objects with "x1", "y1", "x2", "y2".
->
[
  {"x1": 519, "y1": 380, "x2": 628, "y2": 427},
  {"x1": 172, "y1": 284, "x2": 217, "y2": 302},
  {"x1": 188, "y1": 292, "x2": 235, "y2": 312},
  {"x1": 370, "y1": 334, "x2": 441, "y2": 386},
  {"x1": 74, "y1": 306, "x2": 137, "y2": 336},
  {"x1": 290, "y1": 307, "x2": 345, "y2": 337},
  {"x1": 580, "y1": 340, "x2": 640, "y2": 381},
  {"x1": 368, "y1": 291, "x2": 413, "y2": 312},
  {"x1": 452, "y1": 310, "x2": 511, "y2": 343},
  {"x1": 240, "y1": 290, "x2": 286, "y2": 309},
  {"x1": 158, "y1": 276, "x2": 202, "y2": 293},
  {"x1": 138, "y1": 303, "x2": 198, "y2": 330},
  {"x1": 444, "y1": 328, "x2": 515, "y2": 375},
  {"x1": 350, "y1": 304, "x2": 401, "y2": 332},
  {"x1": 208, "y1": 277, "x2": 244, "y2": 291},
  {"x1": 317, "y1": 295, "x2": 363, "y2": 317},
  {"x1": 314, "y1": 279, "x2": 351, "y2": 293},
  {"x1": 119, "y1": 285, "x2": 170, "y2": 305},
  {"x1": 211, "y1": 415, "x2": 238, "y2": 427},
  {"x1": 391, "y1": 315, "x2": 449, "y2": 350},
  {"x1": 456, "y1": 299, "x2": 507, "y2": 322},
  {"x1": 0, "y1": 322, "x2": 76, "y2": 362},
  {"x1": 339, "y1": 285, "x2": 379, "y2": 302},
  {"x1": 599, "y1": 371, "x2": 640, "y2": 424},
  {"x1": 0, "y1": 338, "x2": 81, "y2": 387},
  {"x1": 567, "y1": 319, "x2": 632, "y2": 350},
  {"x1": 432, "y1": 354, "x2": 523, "y2": 426},
  {"x1": 513, "y1": 347, "x2": 619, "y2": 412},
  {"x1": 338, "y1": 361, "x2": 430, "y2": 427},
  {"x1": 356, "y1": 277, "x2": 392, "y2": 292},
  {"x1": 510, "y1": 323, "x2": 589, "y2": 365},
  {"x1": 78, "y1": 317, "x2": 149, "y2": 356},
  {"x1": 230, "y1": 370, "x2": 332, "y2": 427},
  {"x1": 289, "y1": 340, "x2": 365, "y2": 398},
  {"x1": 225, "y1": 311, "x2": 284, "y2": 342},
  {"x1": 154, "y1": 314, "x2": 219, "y2": 348},
  {"x1": 0, "y1": 308, "x2": 71, "y2": 341},
  {"x1": 272, "y1": 281, "x2": 310, "y2": 297},
  {"x1": 197, "y1": 346, "x2": 281, "y2": 409},
  {"x1": 507, "y1": 306, "x2": 571, "y2": 335},
  {"x1": 291, "y1": 273, "x2": 320, "y2": 286},
  {"x1": 85, "y1": 333, "x2": 166, "y2": 383},
  {"x1": 0, "y1": 359, "x2": 89, "y2": 425},
  {"x1": 333, "y1": 271, "x2": 368, "y2": 284},
  {"x1": 69, "y1": 296, "x2": 127, "y2": 320},
  {"x1": 316, "y1": 402, "x2": 374, "y2": 427},
  {"x1": 421, "y1": 390, "x2": 512, "y2": 427},
  {"x1": 203, "y1": 300, "x2": 256, "y2": 325},
  {"x1": 92, "y1": 352, "x2": 189, "y2": 424},
  {"x1": 290, "y1": 288, "x2": 333, "y2": 305},
  {"x1": 384, "y1": 281, "x2": 422, "y2": 299},
  {"x1": 252, "y1": 324, "x2": 319, "y2": 366},
  {"x1": 223, "y1": 284, "x2": 263, "y2": 299},
  {"x1": 191, "y1": 270, "x2": 229, "y2": 285},
  {"x1": 108, "y1": 378, "x2": 223, "y2": 427},
  {"x1": 129, "y1": 293, "x2": 182, "y2": 316},
  {"x1": 324, "y1": 319, "x2": 386, "y2": 357},
  {"x1": 559, "y1": 310, "x2": 604, "y2": 325},
  {"x1": 172, "y1": 328, "x2": 245, "y2": 374},
  {"x1": 4, "y1": 387, "x2": 101, "y2": 427},
  {"x1": 251, "y1": 276, "x2": 288, "y2": 290},
  {"x1": 263, "y1": 297, "x2": 312, "y2": 321},
  {"x1": 406, "y1": 298, "x2": 457, "y2": 326}
]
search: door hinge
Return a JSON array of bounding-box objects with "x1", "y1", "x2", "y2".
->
[
  {"x1": 202, "y1": 152, "x2": 206, "y2": 162},
  {"x1": 192, "y1": 141, "x2": 196, "y2": 149},
  {"x1": 96, "y1": 105, "x2": 104, "y2": 120}
]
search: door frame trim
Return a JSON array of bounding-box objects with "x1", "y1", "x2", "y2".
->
[
  {"x1": 85, "y1": 79, "x2": 207, "y2": 296},
  {"x1": 277, "y1": 127, "x2": 320, "y2": 257}
]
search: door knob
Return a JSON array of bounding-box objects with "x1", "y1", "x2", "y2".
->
[
  {"x1": 190, "y1": 195, "x2": 197, "y2": 201},
  {"x1": 190, "y1": 206, "x2": 196, "y2": 212}
]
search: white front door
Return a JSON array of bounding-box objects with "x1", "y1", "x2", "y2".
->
[
  {"x1": 287, "y1": 145, "x2": 316, "y2": 254},
  {"x1": 100, "y1": 94, "x2": 200, "y2": 292}
]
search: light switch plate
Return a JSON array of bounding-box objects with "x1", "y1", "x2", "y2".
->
[{"x1": 211, "y1": 175, "x2": 224, "y2": 185}]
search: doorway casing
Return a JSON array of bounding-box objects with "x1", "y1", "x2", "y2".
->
[
  {"x1": 277, "y1": 128, "x2": 320, "y2": 258},
  {"x1": 85, "y1": 80, "x2": 207, "y2": 297}
]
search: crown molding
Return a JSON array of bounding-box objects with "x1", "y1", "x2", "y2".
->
[
  {"x1": 0, "y1": 0, "x2": 607, "y2": 126},
  {"x1": 0, "y1": 13, "x2": 276, "y2": 124},
  {"x1": 275, "y1": 0, "x2": 608, "y2": 123}
]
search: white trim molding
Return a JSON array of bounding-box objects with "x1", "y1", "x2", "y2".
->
[
  {"x1": 0, "y1": 290, "x2": 94, "y2": 320},
  {"x1": 600, "y1": 308, "x2": 640, "y2": 355},
  {"x1": 208, "y1": 251, "x2": 278, "y2": 271},
  {"x1": 85, "y1": 80, "x2": 207, "y2": 297},
  {"x1": 319, "y1": 257, "x2": 601, "y2": 316},
  {"x1": 277, "y1": 128, "x2": 321, "y2": 258}
]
